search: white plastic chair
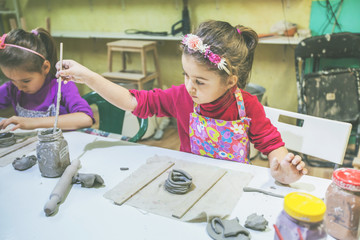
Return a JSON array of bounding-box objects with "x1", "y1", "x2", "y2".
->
[{"x1": 264, "y1": 106, "x2": 352, "y2": 165}]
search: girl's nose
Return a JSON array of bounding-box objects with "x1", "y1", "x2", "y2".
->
[{"x1": 185, "y1": 79, "x2": 195, "y2": 93}]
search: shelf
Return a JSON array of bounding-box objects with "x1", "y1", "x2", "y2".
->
[
  {"x1": 51, "y1": 31, "x2": 182, "y2": 41},
  {"x1": 258, "y1": 36, "x2": 304, "y2": 45},
  {"x1": 51, "y1": 30, "x2": 303, "y2": 45}
]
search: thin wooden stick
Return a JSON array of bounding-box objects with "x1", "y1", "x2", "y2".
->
[{"x1": 53, "y1": 42, "x2": 63, "y2": 133}]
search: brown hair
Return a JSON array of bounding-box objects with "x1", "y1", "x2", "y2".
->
[
  {"x1": 182, "y1": 20, "x2": 258, "y2": 89},
  {"x1": 0, "y1": 28, "x2": 57, "y2": 78}
]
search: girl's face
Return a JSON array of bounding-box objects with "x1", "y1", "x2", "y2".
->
[
  {"x1": 182, "y1": 54, "x2": 235, "y2": 104},
  {"x1": 1, "y1": 61, "x2": 50, "y2": 94}
]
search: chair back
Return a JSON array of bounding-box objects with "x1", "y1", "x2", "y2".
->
[
  {"x1": 264, "y1": 106, "x2": 352, "y2": 164},
  {"x1": 83, "y1": 91, "x2": 148, "y2": 142}
]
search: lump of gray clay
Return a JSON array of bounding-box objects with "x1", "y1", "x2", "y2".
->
[
  {"x1": 72, "y1": 173, "x2": 104, "y2": 188},
  {"x1": 244, "y1": 213, "x2": 268, "y2": 231},
  {"x1": 12, "y1": 155, "x2": 37, "y2": 171},
  {"x1": 206, "y1": 217, "x2": 251, "y2": 240}
]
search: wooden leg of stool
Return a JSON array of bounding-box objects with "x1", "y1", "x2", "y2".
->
[
  {"x1": 153, "y1": 47, "x2": 162, "y2": 89},
  {"x1": 141, "y1": 49, "x2": 147, "y2": 76},
  {"x1": 353, "y1": 148, "x2": 360, "y2": 169},
  {"x1": 122, "y1": 52, "x2": 126, "y2": 71},
  {"x1": 108, "y1": 47, "x2": 113, "y2": 72},
  {"x1": 138, "y1": 82, "x2": 143, "y2": 91}
]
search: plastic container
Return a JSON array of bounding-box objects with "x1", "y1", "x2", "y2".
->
[
  {"x1": 36, "y1": 128, "x2": 70, "y2": 177},
  {"x1": 274, "y1": 192, "x2": 327, "y2": 240},
  {"x1": 325, "y1": 168, "x2": 360, "y2": 240}
]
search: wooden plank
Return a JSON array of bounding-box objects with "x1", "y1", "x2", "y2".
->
[
  {"x1": 0, "y1": 140, "x2": 37, "y2": 167},
  {"x1": 0, "y1": 136, "x2": 37, "y2": 159},
  {"x1": 104, "y1": 160, "x2": 175, "y2": 205},
  {"x1": 171, "y1": 169, "x2": 227, "y2": 219}
]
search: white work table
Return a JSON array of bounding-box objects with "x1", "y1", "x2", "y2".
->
[{"x1": 0, "y1": 131, "x2": 334, "y2": 240}]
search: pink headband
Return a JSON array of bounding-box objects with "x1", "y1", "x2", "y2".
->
[
  {"x1": 182, "y1": 34, "x2": 230, "y2": 75},
  {"x1": 0, "y1": 34, "x2": 46, "y2": 60},
  {"x1": 237, "y1": 29, "x2": 242, "y2": 34},
  {"x1": 31, "y1": 29, "x2": 39, "y2": 36}
]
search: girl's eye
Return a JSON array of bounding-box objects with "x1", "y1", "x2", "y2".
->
[
  {"x1": 22, "y1": 80, "x2": 31, "y2": 83},
  {"x1": 196, "y1": 79, "x2": 204, "y2": 85}
]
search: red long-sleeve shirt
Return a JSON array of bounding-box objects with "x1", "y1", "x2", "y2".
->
[{"x1": 130, "y1": 84, "x2": 284, "y2": 155}]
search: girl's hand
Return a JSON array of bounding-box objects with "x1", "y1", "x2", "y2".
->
[
  {"x1": 55, "y1": 59, "x2": 94, "y2": 84},
  {"x1": 270, "y1": 153, "x2": 308, "y2": 185},
  {"x1": 0, "y1": 116, "x2": 36, "y2": 131}
]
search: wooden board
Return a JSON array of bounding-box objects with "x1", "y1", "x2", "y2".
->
[
  {"x1": 103, "y1": 156, "x2": 249, "y2": 222},
  {"x1": 171, "y1": 169, "x2": 226, "y2": 219},
  {"x1": 0, "y1": 140, "x2": 37, "y2": 167},
  {"x1": 0, "y1": 137, "x2": 37, "y2": 167},
  {"x1": 104, "y1": 160, "x2": 175, "y2": 205}
]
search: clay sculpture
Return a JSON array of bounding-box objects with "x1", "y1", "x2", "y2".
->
[
  {"x1": 244, "y1": 213, "x2": 268, "y2": 231},
  {"x1": 12, "y1": 155, "x2": 37, "y2": 171},
  {"x1": 0, "y1": 132, "x2": 16, "y2": 147},
  {"x1": 72, "y1": 173, "x2": 104, "y2": 188},
  {"x1": 164, "y1": 169, "x2": 192, "y2": 194}
]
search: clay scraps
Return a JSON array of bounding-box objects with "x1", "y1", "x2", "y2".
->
[
  {"x1": 72, "y1": 173, "x2": 104, "y2": 188},
  {"x1": 164, "y1": 169, "x2": 193, "y2": 194},
  {"x1": 244, "y1": 213, "x2": 268, "y2": 231},
  {"x1": 206, "y1": 217, "x2": 251, "y2": 240},
  {"x1": 12, "y1": 155, "x2": 37, "y2": 171}
]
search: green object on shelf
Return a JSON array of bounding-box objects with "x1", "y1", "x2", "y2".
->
[{"x1": 82, "y1": 91, "x2": 148, "y2": 142}]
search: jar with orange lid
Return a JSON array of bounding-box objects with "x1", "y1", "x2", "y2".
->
[
  {"x1": 325, "y1": 168, "x2": 360, "y2": 240},
  {"x1": 274, "y1": 192, "x2": 327, "y2": 240}
]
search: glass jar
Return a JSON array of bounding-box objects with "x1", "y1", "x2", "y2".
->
[
  {"x1": 325, "y1": 168, "x2": 360, "y2": 240},
  {"x1": 274, "y1": 192, "x2": 327, "y2": 240},
  {"x1": 36, "y1": 128, "x2": 70, "y2": 177}
]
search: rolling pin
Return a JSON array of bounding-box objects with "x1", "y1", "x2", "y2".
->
[{"x1": 44, "y1": 158, "x2": 80, "y2": 216}]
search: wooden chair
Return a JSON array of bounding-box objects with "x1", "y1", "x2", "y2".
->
[
  {"x1": 83, "y1": 91, "x2": 148, "y2": 142},
  {"x1": 264, "y1": 106, "x2": 352, "y2": 165},
  {"x1": 102, "y1": 40, "x2": 162, "y2": 90}
]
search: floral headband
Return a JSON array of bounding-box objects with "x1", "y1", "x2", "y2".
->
[
  {"x1": 0, "y1": 33, "x2": 46, "y2": 60},
  {"x1": 182, "y1": 34, "x2": 230, "y2": 75}
]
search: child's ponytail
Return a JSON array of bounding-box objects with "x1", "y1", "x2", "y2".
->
[{"x1": 35, "y1": 28, "x2": 58, "y2": 78}]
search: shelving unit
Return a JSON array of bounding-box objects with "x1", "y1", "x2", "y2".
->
[
  {"x1": 0, "y1": 0, "x2": 21, "y2": 31},
  {"x1": 51, "y1": 30, "x2": 303, "y2": 45}
]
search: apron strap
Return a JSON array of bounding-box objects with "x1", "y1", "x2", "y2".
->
[{"x1": 194, "y1": 88, "x2": 247, "y2": 117}]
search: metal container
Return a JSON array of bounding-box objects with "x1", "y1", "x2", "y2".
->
[{"x1": 36, "y1": 128, "x2": 70, "y2": 177}]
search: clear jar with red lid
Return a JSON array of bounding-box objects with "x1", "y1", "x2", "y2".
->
[{"x1": 325, "y1": 168, "x2": 360, "y2": 240}]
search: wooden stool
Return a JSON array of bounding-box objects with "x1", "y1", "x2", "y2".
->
[{"x1": 102, "y1": 40, "x2": 162, "y2": 90}]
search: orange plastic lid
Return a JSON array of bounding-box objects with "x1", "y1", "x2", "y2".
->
[{"x1": 333, "y1": 168, "x2": 360, "y2": 192}]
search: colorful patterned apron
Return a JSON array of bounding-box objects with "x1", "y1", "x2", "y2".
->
[{"x1": 189, "y1": 88, "x2": 251, "y2": 163}]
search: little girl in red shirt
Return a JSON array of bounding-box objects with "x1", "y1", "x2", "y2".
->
[{"x1": 56, "y1": 20, "x2": 308, "y2": 184}]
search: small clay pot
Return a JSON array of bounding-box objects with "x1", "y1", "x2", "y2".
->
[{"x1": 0, "y1": 132, "x2": 16, "y2": 147}]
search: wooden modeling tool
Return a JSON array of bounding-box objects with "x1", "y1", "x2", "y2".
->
[
  {"x1": 44, "y1": 158, "x2": 80, "y2": 216},
  {"x1": 53, "y1": 42, "x2": 63, "y2": 133}
]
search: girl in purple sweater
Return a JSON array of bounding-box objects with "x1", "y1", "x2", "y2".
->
[{"x1": 0, "y1": 28, "x2": 93, "y2": 131}]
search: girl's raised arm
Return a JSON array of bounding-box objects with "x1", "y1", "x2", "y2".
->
[{"x1": 56, "y1": 59, "x2": 137, "y2": 112}]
